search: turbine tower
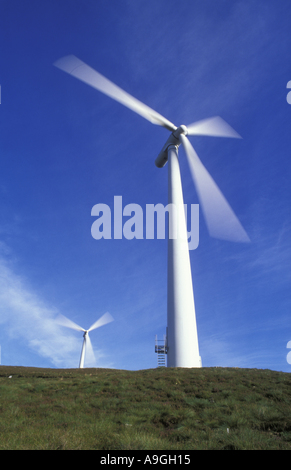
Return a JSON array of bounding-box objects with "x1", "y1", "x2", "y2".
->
[
  {"x1": 56, "y1": 312, "x2": 114, "y2": 368},
  {"x1": 54, "y1": 55, "x2": 249, "y2": 368}
]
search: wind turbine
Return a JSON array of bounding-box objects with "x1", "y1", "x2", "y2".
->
[
  {"x1": 56, "y1": 312, "x2": 114, "y2": 368},
  {"x1": 54, "y1": 55, "x2": 249, "y2": 368}
]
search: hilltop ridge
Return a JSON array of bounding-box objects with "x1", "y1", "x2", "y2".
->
[{"x1": 0, "y1": 366, "x2": 290, "y2": 449}]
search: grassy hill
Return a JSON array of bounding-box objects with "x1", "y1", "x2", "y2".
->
[{"x1": 0, "y1": 366, "x2": 290, "y2": 450}]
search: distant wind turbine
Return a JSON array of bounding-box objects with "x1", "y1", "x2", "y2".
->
[
  {"x1": 56, "y1": 312, "x2": 114, "y2": 368},
  {"x1": 54, "y1": 55, "x2": 249, "y2": 369}
]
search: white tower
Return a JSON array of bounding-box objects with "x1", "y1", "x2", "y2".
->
[{"x1": 166, "y1": 144, "x2": 201, "y2": 367}]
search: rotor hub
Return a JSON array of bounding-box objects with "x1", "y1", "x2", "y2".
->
[{"x1": 173, "y1": 125, "x2": 188, "y2": 138}]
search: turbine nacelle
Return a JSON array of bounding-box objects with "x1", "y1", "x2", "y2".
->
[{"x1": 155, "y1": 125, "x2": 188, "y2": 168}]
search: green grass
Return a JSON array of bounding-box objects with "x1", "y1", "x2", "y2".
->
[{"x1": 0, "y1": 366, "x2": 290, "y2": 449}]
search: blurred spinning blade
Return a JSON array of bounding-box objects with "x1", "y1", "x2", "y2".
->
[
  {"x1": 179, "y1": 134, "x2": 250, "y2": 243},
  {"x1": 84, "y1": 333, "x2": 96, "y2": 367},
  {"x1": 54, "y1": 55, "x2": 176, "y2": 131},
  {"x1": 186, "y1": 116, "x2": 242, "y2": 139},
  {"x1": 88, "y1": 312, "x2": 114, "y2": 332},
  {"x1": 56, "y1": 314, "x2": 85, "y2": 332}
]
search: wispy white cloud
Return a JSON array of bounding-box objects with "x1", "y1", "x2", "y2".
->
[
  {"x1": 247, "y1": 224, "x2": 291, "y2": 281},
  {"x1": 228, "y1": 218, "x2": 291, "y2": 289},
  {"x1": 117, "y1": 1, "x2": 280, "y2": 125},
  {"x1": 200, "y1": 330, "x2": 286, "y2": 371}
]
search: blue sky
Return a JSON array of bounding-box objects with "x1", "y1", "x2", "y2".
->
[{"x1": 0, "y1": 0, "x2": 290, "y2": 371}]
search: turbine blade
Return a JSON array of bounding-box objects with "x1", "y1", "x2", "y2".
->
[
  {"x1": 54, "y1": 55, "x2": 176, "y2": 132},
  {"x1": 180, "y1": 134, "x2": 250, "y2": 243},
  {"x1": 88, "y1": 312, "x2": 114, "y2": 332},
  {"x1": 84, "y1": 333, "x2": 96, "y2": 367},
  {"x1": 56, "y1": 314, "x2": 85, "y2": 332},
  {"x1": 187, "y1": 116, "x2": 242, "y2": 139}
]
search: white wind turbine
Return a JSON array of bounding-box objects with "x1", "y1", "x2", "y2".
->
[
  {"x1": 54, "y1": 55, "x2": 250, "y2": 368},
  {"x1": 56, "y1": 312, "x2": 114, "y2": 368}
]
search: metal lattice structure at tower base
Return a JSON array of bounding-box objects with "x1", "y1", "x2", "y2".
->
[{"x1": 155, "y1": 335, "x2": 168, "y2": 367}]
